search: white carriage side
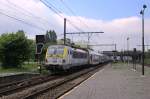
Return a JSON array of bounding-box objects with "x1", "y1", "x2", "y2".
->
[{"x1": 88, "y1": 50, "x2": 101, "y2": 65}]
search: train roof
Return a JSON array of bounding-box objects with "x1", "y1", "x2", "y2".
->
[
  {"x1": 47, "y1": 45, "x2": 109, "y2": 55},
  {"x1": 48, "y1": 44, "x2": 88, "y2": 51},
  {"x1": 48, "y1": 44, "x2": 65, "y2": 48},
  {"x1": 47, "y1": 44, "x2": 88, "y2": 53},
  {"x1": 88, "y1": 50, "x2": 102, "y2": 55}
]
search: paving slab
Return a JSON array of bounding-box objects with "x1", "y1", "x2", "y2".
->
[{"x1": 59, "y1": 63, "x2": 150, "y2": 99}]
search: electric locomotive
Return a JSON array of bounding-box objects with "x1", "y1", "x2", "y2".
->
[{"x1": 45, "y1": 45, "x2": 88, "y2": 71}]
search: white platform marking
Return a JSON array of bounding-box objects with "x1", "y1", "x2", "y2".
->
[{"x1": 59, "y1": 68, "x2": 105, "y2": 99}]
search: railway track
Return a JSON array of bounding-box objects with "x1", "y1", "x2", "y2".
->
[
  {"x1": 24, "y1": 64, "x2": 106, "y2": 99},
  {"x1": 0, "y1": 75, "x2": 59, "y2": 96},
  {"x1": 1, "y1": 63, "x2": 107, "y2": 99},
  {"x1": 0, "y1": 75, "x2": 43, "y2": 90}
]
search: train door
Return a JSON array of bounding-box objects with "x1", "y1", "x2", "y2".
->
[{"x1": 90, "y1": 54, "x2": 92, "y2": 64}]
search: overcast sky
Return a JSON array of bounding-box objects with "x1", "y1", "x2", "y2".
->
[{"x1": 0, "y1": 0, "x2": 149, "y2": 51}]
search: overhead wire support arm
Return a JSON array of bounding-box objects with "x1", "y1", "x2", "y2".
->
[
  {"x1": 65, "y1": 31, "x2": 104, "y2": 48},
  {"x1": 66, "y1": 32, "x2": 104, "y2": 34},
  {"x1": 89, "y1": 44, "x2": 117, "y2": 51},
  {"x1": 89, "y1": 44, "x2": 117, "y2": 52},
  {"x1": 137, "y1": 45, "x2": 150, "y2": 46}
]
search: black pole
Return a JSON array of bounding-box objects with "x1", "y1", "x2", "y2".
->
[
  {"x1": 142, "y1": 11, "x2": 145, "y2": 75},
  {"x1": 64, "y1": 18, "x2": 66, "y2": 45},
  {"x1": 140, "y1": 4, "x2": 147, "y2": 75},
  {"x1": 127, "y1": 37, "x2": 129, "y2": 66},
  {"x1": 114, "y1": 44, "x2": 117, "y2": 62},
  {"x1": 115, "y1": 44, "x2": 116, "y2": 51},
  {"x1": 37, "y1": 54, "x2": 41, "y2": 74},
  {"x1": 88, "y1": 33, "x2": 89, "y2": 48}
]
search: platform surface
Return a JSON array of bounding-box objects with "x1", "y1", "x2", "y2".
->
[{"x1": 59, "y1": 63, "x2": 150, "y2": 99}]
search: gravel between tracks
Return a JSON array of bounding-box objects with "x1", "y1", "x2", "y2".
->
[
  {"x1": 1, "y1": 77, "x2": 64, "y2": 99},
  {"x1": 0, "y1": 73, "x2": 39, "y2": 84}
]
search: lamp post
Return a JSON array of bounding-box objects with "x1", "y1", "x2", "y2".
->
[
  {"x1": 127, "y1": 37, "x2": 129, "y2": 66},
  {"x1": 140, "y1": 4, "x2": 147, "y2": 75}
]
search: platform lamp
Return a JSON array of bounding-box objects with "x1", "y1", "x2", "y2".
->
[{"x1": 140, "y1": 4, "x2": 147, "y2": 75}]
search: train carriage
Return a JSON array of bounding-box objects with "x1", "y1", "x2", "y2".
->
[
  {"x1": 89, "y1": 50, "x2": 102, "y2": 65},
  {"x1": 44, "y1": 44, "x2": 110, "y2": 71}
]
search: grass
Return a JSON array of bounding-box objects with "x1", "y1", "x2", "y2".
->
[
  {"x1": 0, "y1": 62, "x2": 39, "y2": 73},
  {"x1": 0, "y1": 62, "x2": 51, "y2": 75}
]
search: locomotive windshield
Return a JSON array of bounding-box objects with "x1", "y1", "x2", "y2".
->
[
  {"x1": 56, "y1": 49, "x2": 64, "y2": 54},
  {"x1": 48, "y1": 46, "x2": 64, "y2": 55},
  {"x1": 48, "y1": 47, "x2": 56, "y2": 54}
]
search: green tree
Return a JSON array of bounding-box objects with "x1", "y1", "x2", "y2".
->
[
  {"x1": 45, "y1": 30, "x2": 57, "y2": 43},
  {"x1": 39, "y1": 30, "x2": 57, "y2": 61},
  {"x1": 26, "y1": 39, "x2": 36, "y2": 61},
  {"x1": 0, "y1": 30, "x2": 32, "y2": 68}
]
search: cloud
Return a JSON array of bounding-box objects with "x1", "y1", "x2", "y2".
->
[
  {"x1": 0, "y1": 0, "x2": 150, "y2": 51},
  {"x1": 58, "y1": 15, "x2": 150, "y2": 51}
]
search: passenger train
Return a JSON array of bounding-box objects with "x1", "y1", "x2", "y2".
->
[{"x1": 44, "y1": 45, "x2": 110, "y2": 71}]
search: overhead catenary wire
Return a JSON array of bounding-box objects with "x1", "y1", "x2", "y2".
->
[
  {"x1": 60, "y1": 0, "x2": 89, "y2": 29},
  {"x1": 0, "y1": 10, "x2": 45, "y2": 30},
  {"x1": 42, "y1": 0, "x2": 84, "y2": 32},
  {"x1": 6, "y1": 0, "x2": 45, "y2": 20},
  {"x1": 0, "y1": 1, "x2": 34, "y2": 20},
  {"x1": 0, "y1": 1, "x2": 51, "y2": 31},
  {"x1": 40, "y1": 0, "x2": 84, "y2": 32},
  {"x1": 2, "y1": 0, "x2": 53, "y2": 29},
  {"x1": 59, "y1": 0, "x2": 104, "y2": 43},
  {"x1": 41, "y1": 0, "x2": 105, "y2": 47},
  {"x1": 48, "y1": 0, "x2": 86, "y2": 32}
]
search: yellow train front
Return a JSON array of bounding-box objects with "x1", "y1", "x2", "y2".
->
[{"x1": 44, "y1": 45, "x2": 89, "y2": 71}]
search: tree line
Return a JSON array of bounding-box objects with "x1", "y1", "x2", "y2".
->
[{"x1": 0, "y1": 30, "x2": 57, "y2": 68}]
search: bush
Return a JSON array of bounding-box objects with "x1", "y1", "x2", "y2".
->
[{"x1": 0, "y1": 30, "x2": 32, "y2": 68}]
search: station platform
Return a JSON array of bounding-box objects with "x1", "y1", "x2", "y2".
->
[{"x1": 59, "y1": 63, "x2": 150, "y2": 99}]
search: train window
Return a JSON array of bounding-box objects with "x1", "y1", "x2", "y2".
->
[
  {"x1": 56, "y1": 49, "x2": 64, "y2": 54},
  {"x1": 48, "y1": 47, "x2": 64, "y2": 55},
  {"x1": 72, "y1": 51, "x2": 77, "y2": 58},
  {"x1": 48, "y1": 47, "x2": 56, "y2": 54},
  {"x1": 71, "y1": 50, "x2": 73, "y2": 54},
  {"x1": 72, "y1": 51, "x2": 87, "y2": 58}
]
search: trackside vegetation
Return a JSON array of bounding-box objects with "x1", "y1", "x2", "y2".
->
[
  {"x1": 0, "y1": 30, "x2": 57, "y2": 73},
  {"x1": 0, "y1": 30, "x2": 34, "y2": 68}
]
